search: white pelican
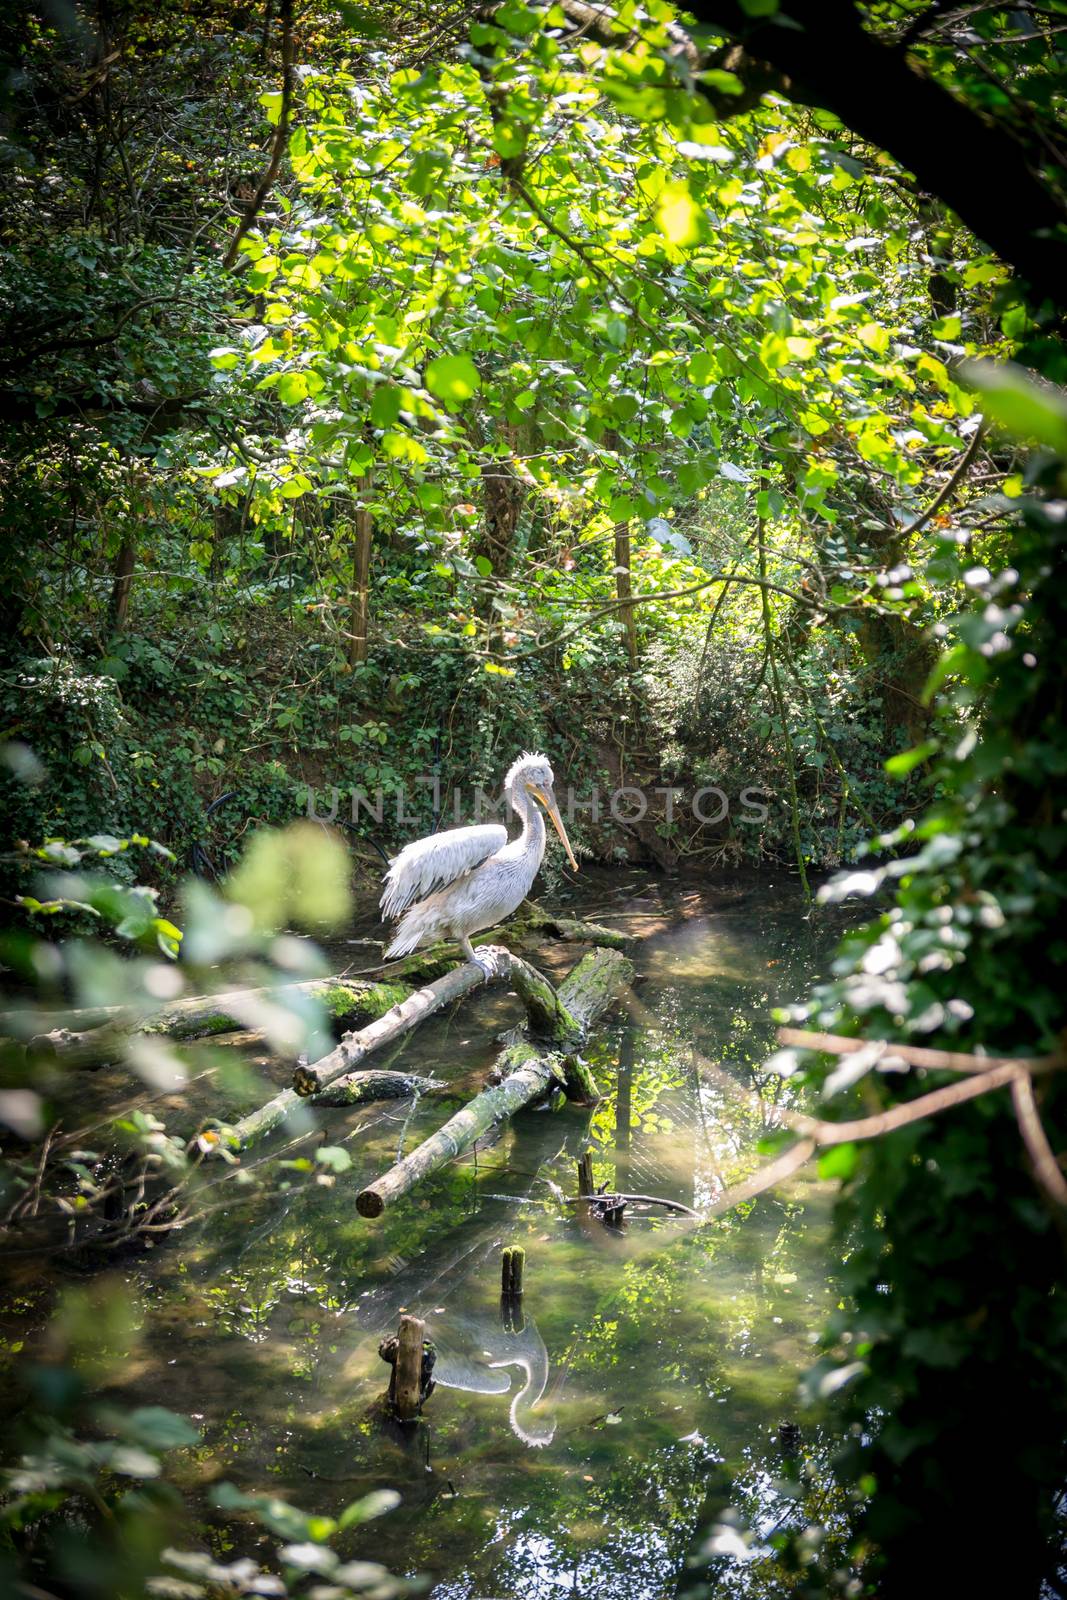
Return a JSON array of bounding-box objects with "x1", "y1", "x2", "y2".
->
[{"x1": 380, "y1": 752, "x2": 578, "y2": 968}]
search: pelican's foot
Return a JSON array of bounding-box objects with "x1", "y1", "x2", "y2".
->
[{"x1": 471, "y1": 943, "x2": 511, "y2": 980}]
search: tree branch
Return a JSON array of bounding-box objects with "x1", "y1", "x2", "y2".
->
[
  {"x1": 681, "y1": 1, "x2": 1067, "y2": 309},
  {"x1": 222, "y1": 0, "x2": 296, "y2": 271},
  {"x1": 776, "y1": 1026, "x2": 1065, "y2": 1077}
]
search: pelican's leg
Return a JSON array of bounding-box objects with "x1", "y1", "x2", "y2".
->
[{"x1": 462, "y1": 938, "x2": 511, "y2": 980}]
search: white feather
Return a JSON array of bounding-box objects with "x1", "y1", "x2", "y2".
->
[
  {"x1": 379, "y1": 823, "x2": 507, "y2": 920},
  {"x1": 379, "y1": 753, "x2": 573, "y2": 961}
]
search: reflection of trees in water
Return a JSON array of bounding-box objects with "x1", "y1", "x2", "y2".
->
[
  {"x1": 679, "y1": 1423, "x2": 856, "y2": 1600},
  {"x1": 122, "y1": 894, "x2": 850, "y2": 1598}
]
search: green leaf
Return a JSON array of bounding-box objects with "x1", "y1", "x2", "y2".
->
[
  {"x1": 315, "y1": 1146, "x2": 352, "y2": 1173},
  {"x1": 885, "y1": 740, "x2": 938, "y2": 778},
  {"x1": 655, "y1": 182, "x2": 707, "y2": 247},
  {"x1": 277, "y1": 372, "x2": 309, "y2": 405},
  {"x1": 371, "y1": 384, "x2": 402, "y2": 427},
  {"x1": 424, "y1": 354, "x2": 481, "y2": 407},
  {"x1": 961, "y1": 359, "x2": 1067, "y2": 454},
  {"x1": 817, "y1": 1142, "x2": 859, "y2": 1181},
  {"x1": 698, "y1": 69, "x2": 743, "y2": 97},
  {"x1": 119, "y1": 1407, "x2": 200, "y2": 1450},
  {"x1": 259, "y1": 90, "x2": 284, "y2": 126},
  {"x1": 280, "y1": 474, "x2": 314, "y2": 499},
  {"x1": 338, "y1": 1488, "x2": 401, "y2": 1529}
]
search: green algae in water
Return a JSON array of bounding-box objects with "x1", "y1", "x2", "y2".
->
[{"x1": 37, "y1": 878, "x2": 855, "y2": 1598}]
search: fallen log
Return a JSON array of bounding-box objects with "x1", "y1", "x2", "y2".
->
[
  {"x1": 314, "y1": 1069, "x2": 444, "y2": 1107},
  {"x1": 517, "y1": 903, "x2": 634, "y2": 951},
  {"x1": 373, "y1": 905, "x2": 634, "y2": 982},
  {"x1": 215, "y1": 954, "x2": 511, "y2": 1152},
  {"x1": 355, "y1": 946, "x2": 633, "y2": 1219},
  {"x1": 212, "y1": 1064, "x2": 443, "y2": 1154},
  {"x1": 291, "y1": 952, "x2": 515, "y2": 1098},
  {"x1": 10, "y1": 976, "x2": 412, "y2": 1066}
]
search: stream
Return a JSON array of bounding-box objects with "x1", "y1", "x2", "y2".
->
[{"x1": 8, "y1": 870, "x2": 857, "y2": 1597}]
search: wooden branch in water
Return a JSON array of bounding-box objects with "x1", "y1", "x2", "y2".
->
[
  {"x1": 291, "y1": 957, "x2": 509, "y2": 1098},
  {"x1": 356, "y1": 948, "x2": 632, "y2": 1218},
  {"x1": 313, "y1": 1069, "x2": 444, "y2": 1107},
  {"x1": 208, "y1": 1066, "x2": 438, "y2": 1155},
  {"x1": 10, "y1": 977, "x2": 412, "y2": 1066},
  {"x1": 501, "y1": 1245, "x2": 525, "y2": 1297},
  {"x1": 517, "y1": 903, "x2": 635, "y2": 951},
  {"x1": 567, "y1": 1191, "x2": 699, "y2": 1217},
  {"x1": 379, "y1": 1313, "x2": 435, "y2": 1421},
  {"x1": 356, "y1": 1049, "x2": 569, "y2": 1218},
  {"x1": 373, "y1": 906, "x2": 634, "y2": 982}
]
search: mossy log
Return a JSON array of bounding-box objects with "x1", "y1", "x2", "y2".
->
[
  {"x1": 516, "y1": 903, "x2": 635, "y2": 950},
  {"x1": 210, "y1": 1065, "x2": 440, "y2": 1153},
  {"x1": 10, "y1": 977, "x2": 412, "y2": 1067},
  {"x1": 291, "y1": 955, "x2": 512, "y2": 1098},
  {"x1": 375, "y1": 905, "x2": 634, "y2": 983},
  {"x1": 502, "y1": 953, "x2": 582, "y2": 1041},
  {"x1": 314, "y1": 1069, "x2": 444, "y2": 1106},
  {"x1": 355, "y1": 946, "x2": 633, "y2": 1219}
]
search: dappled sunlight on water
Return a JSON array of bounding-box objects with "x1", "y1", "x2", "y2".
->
[{"x1": 94, "y1": 873, "x2": 852, "y2": 1599}]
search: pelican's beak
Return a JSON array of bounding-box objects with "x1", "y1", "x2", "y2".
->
[{"x1": 532, "y1": 785, "x2": 579, "y2": 872}]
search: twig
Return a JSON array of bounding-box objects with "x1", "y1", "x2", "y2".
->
[
  {"x1": 1010, "y1": 1072, "x2": 1067, "y2": 1207},
  {"x1": 902, "y1": 421, "x2": 986, "y2": 540},
  {"x1": 758, "y1": 516, "x2": 811, "y2": 903},
  {"x1": 787, "y1": 1062, "x2": 1023, "y2": 1143},
  {"x1": 566, "y1": 1191, "x2": 699, "y2": 1217},
  {"x1": 700, "y1": 1139, "x2": 817, "y2": 1223},
  {"x1": 776, "y1": 1026, "x2": 1065, "y2": 1077},
  {"x1": 222, "y1": 0, "x2": 296, "y2": 270}
]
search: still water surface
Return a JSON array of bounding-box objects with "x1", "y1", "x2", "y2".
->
[{"x1": 109, "y1": 872, "x2": 852, "y2": 1598}]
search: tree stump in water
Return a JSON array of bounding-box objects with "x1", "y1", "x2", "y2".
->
[
  {"x1": 379, "y1": 1313, "x2": 435, "y2": 1421},
  {"x1": 577, "y1": 1151, "x2": 595, "y2": 1197},
  {"x1": 501, "y1": 1244, "x2": 525, "y2": 1297}
]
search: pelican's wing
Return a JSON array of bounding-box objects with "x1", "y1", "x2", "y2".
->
[{"x1": 380, "y1": 823, "x2": 507, "y2": 919}]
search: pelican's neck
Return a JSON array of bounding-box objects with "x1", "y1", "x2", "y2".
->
[{"x1": 511, "y1": 781, "x2": 546, "y2": 861}]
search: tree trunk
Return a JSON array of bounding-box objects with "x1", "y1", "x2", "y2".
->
[
  {"x1": 614, "y1": 517, "x2": 638, "y2": 670},
  {"x1": 107, "y1": 534, "x2": 136, "y2": 633},
  {"x1": 473, "y1": 422, "x2": 523, "y2": 579},
  {"x1": 604, "y1": 430, "x2": 637, "y2": 669},
  {"x1": 349, "y1": 475, "x2": 373, "y2": 665},
  {"x1": 355, "y1": 946, "x2": 633, "y2": 1218}
]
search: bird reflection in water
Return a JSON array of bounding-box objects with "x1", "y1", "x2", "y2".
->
[{"x1": 353, "y1": 1230, "x2": 556, "y2": 1448}]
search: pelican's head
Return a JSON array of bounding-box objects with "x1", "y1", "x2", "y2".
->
[{"x1": 505, "y1": 752, "x2": 579, "y2": 872}]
